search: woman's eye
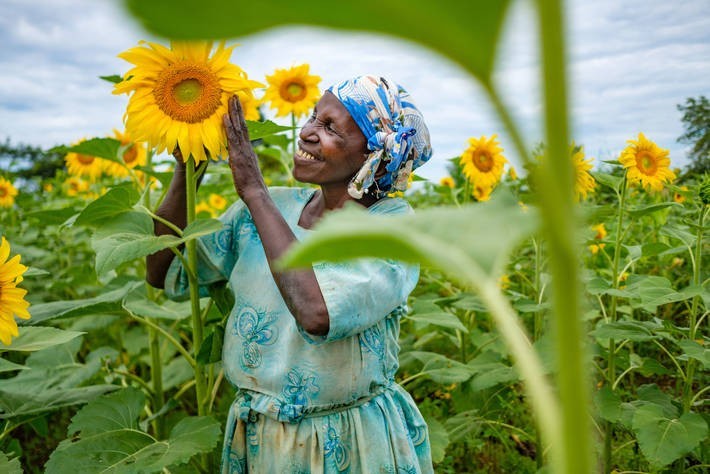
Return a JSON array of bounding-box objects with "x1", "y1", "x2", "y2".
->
[{"x1": 325, "y1": 122, "x2": 335, "y2": 132}]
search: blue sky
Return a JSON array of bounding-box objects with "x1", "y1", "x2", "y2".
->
[{"x1": 0, "y1": 0, "x2": 708, "y2": 180}]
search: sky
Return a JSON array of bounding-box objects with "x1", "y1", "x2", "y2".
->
[{"x1": 0, "y1": 0, "x2": 708, "y2": 180}]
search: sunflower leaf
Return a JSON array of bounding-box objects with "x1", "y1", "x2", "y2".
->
[
  {"x1": 75, "y1": 183, "x2": 141, "y2": 226},
  {"x1": 99, "y1": 74, "x2": 123, "y2": 84},
  {"x1": 246, "y1": 120, "x2": 294, "y2": 141},
  {"x1": 0, "y1": 327, "x2": 84, "y2": 352},
  {"x1": 280, "y1": 190, "x2": 538, "y2": 283},
  {"x1": 123, "y1": 0, "x2": 512, "y2": 83},
  {"x1": 0, "y1": 452, "x2": 22, "y2": 474},
  {"x1": 50, "y1": 137, "x2": 123, "y2": 164}
]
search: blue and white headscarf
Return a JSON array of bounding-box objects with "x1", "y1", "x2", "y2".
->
[{"x1": 328, "y1": 75, "x2": 432, "y2": 199}]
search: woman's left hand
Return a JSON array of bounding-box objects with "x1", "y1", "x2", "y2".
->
[{"x1": 223, "y1": 95, "x2": 267, "y2": 202}]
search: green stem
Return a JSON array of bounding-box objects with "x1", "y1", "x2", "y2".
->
[
  {"x1": 185, "y1": 157, "x2": 208, "y2": 418},
  {"x1": 605, "y1": 174, "x2": 627, "y2": 472},
  {"x1": 532, "y1": 235, "x2": 544, "y2": 470},
  {"x1": 130, "y1": 314, "x2": 196, "y2": 368},
  {"x1": 537, "y1": 0, "x2": 592, "y2": 472},
  {"x1": 682, "y1": 205, "x2": 706, "y2": 412}
]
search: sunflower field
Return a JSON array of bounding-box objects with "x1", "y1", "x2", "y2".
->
[{"x1": 1, "y1": 1, "x2": 708, "y2": 473}]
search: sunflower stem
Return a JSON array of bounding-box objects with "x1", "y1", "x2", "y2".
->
[
  {"x1": 536, "y1": 0, "x2": 593, "y2": 472},
  {"x1": 184, "y1": 157, "x2": 208, "y2": 421},
  {"x1": 682, "y1": 204, "x2": 706, "y2": 413},
  {"x1": 604, "y1": 173, "x2": 627, "y2": 472}
]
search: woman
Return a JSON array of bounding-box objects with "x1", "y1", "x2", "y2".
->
[{"x1": 147, "y1": 75, "x2": 434, "y2": 473}]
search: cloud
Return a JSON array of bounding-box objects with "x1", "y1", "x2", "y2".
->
[{"x1": 0, "y1": 0, "x2": 707, "y2": 181}]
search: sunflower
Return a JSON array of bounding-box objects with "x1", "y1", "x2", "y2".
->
[
  {"x1": 0, "y1": 177, "x2": 18, "y2": 208},
  {"x1": 236, "y1": 90, "x2": 261, "y2": 121},
  {"x1": 473, "y1": 184, "x2": 494, "y2": 202},
  {"x1": 208, "y1": 193, "x2": 227, "y2": 211},
  {"x1": 508, "y1": 166, "x2": 518, "y2": 180},
  {"x1": 0, "y1": 237, "x2": 30, "y2": 346},
  {"x1": 195, "y1": 201, "x2": 216, "y2": 217},
  {"x1": 63, "y1": 177, "x2": 89, "y2": 197},
  {"x1": 439, "y1": 176, "x2": 455, "y2": 188},
  {"x1": 264, "y1": 64, "x2": 321, "y2": 118},
  {"x1": 65, "y1": 140, "x2": 106, "y2": 180},
  {"x1": 572, "y1": 144, "x2": 596, "y2": 200},
  {"x1": 114, "y1": 41, "x2": 263, "y2": 164},
  {"x1": 460, "y1": 135, "x2": 507, "y2": 189},
  {"x1": 673, "y1": 186, "x2": 688, "y2": 204},
  {"x1": 619, "y1": 133, "x2": 675, "y2": 191},
  {"x1": 103, "y1": 129, "x2": 148, "y2": 178}
]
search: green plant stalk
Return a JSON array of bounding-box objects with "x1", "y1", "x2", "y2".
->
[
  {"x1": 142, "y1": 150, "x2": 165, "y2": 438},
  {"x1": 533, "y1": 235, "x2": 544, "y2": 470},
  {"x1": 536, "y1": 0, "x2": 592, "y2": 472},
  {"x1": 682, "y1": 205, "x2": 707, "y2": 412},
  {"x1": 605, "y1": 174, "x2": 627, "y2": 472},
  {"x1": 185, "y1": 158, "x2": 207, "y2": 418}
]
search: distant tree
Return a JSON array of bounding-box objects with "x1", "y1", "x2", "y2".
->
[
  {"x1": 0, "y1": 138, "x2": 65, "y2": 179},
  {"x1": 677, "y1": 96, "x2": 710, "y2": 175}
]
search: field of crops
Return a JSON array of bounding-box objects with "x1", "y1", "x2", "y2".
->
[{"x1": 1, "y1": 1, "x2": 708, "y2": 473}]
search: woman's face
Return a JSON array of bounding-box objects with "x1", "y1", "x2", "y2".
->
[{"x1": 293, "y1": 91, "x2": 368, "y2": 190}]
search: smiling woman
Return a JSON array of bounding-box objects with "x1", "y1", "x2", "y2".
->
[{"x1": 146, "y1": 75, "x2": 435, "y2": 473}]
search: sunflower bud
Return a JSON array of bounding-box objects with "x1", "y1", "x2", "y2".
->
[{"x1": 699, "y1": 176, "x2": 710, "y2": 206}]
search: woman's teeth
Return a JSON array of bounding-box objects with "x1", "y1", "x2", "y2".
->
[{"x1": 297, "y1": 149, "x2": 317, "y2": 161}]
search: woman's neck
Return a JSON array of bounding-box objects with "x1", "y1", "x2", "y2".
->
[{"x1": 298, "y1": 186, "x2": 379, "y2": 229}]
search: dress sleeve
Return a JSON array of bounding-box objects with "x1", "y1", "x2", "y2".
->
[
  {"x1": 163, "y1": 201, "x2": 243, "y2": 301},
  {"x1": 299, "y1": 258, "x2": 419, "y2": 344},
  {"x1": 298, "y1": 197, "x2": 420, "y2": 344}
]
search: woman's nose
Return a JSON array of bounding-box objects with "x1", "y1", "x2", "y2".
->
[{"x1": 299, "y1": 119, "x2": 317, "y2": 142}]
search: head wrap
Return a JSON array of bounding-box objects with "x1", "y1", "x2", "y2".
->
[{"x1": 327, "y1": 75, "x2": 432, "y2": 199}]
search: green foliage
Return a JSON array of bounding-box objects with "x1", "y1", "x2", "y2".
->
[
  {"x1": 0, "y1": 327, "x2": 84, "y2": 352},
  {"x1": 677, "y1": 96, "x2": 710, "y2": 175},
  {"x1": 123, "y1": 0, "x2": 512, "y2": 83},
  {"x1": 45, "y1": 388, "x2": 221, "y2": 473},
  {"x1": 0, "y1": 452, "x2": 22, "y2": 474}
]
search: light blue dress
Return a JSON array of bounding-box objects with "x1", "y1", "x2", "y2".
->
[{"x1": 165, "y1": 187, "x2": 433, "y2": 473}]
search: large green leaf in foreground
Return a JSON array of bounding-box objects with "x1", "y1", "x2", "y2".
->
[
  {"x1": 124, "y1": 0, "x2": 512, "y2": 83},
  {"x1": 281, "y1": 191, "x2": 538, "y2": 284},
  {"x1": 46, "y1": 387, "x2": 221, "y2": 474}
]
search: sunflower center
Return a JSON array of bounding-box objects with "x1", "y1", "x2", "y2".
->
[
  {"x1": 154, "y1": 63, "x2": 222, "y2": 123},
  {"x1": 0, "y1": 187, "x2": 7, "y2": 198},
  {"x1": 636, "y1": 150, "x2": 658, "y2": 176},
  {"x1": 123, "y1": 145, "x2": 138, "y2": 165},
  {"x1": 76, "y1": 154, "x2": 95, "y2": 165},
  {"x1": 473, "y1": 152, "x2": 494, "y2": 172},
  {"x1": 280, "y1": 80, "x2": 308, "y2": 103}
]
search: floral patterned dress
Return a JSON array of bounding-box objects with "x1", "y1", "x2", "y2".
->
[{"x1": 165, "y1": 187, "x2": 433, "y2": 473}]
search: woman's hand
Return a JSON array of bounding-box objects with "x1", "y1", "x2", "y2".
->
[{"x1": 223, "y1": 95, "x2": 268, "y2": 203}]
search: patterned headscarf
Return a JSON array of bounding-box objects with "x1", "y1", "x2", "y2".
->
[{"x1": 327, "y1": 75, "x2": 432, "y2": 199}]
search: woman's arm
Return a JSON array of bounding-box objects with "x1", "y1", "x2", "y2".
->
[
  {"x1": 223, "y1": 95, "x2": 330, "y2": 336},
  {"x1": 145, "y1": 152, "x2": 190, "y2": 289}
]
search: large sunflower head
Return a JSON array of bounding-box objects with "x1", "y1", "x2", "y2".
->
[
  {"x1": 572, "y1": 143, "x2": 596, "y2": 201},
  {"x1": 0, "y1": 237, "x2": 30, "y2": 346},
  {"x1": 619, "y1": 133, "x2": 675, "y2": 192},
  {"x1": 104, "y1": 129, "x2": 148, "y2": 178},
  {"x1": 113, "y1": 41, "x2": 263, "y2": 164},
  {"x1": 459, "y1": 134, "x2": 507, "y2": 189},
  {"x1": 264, "y1": 64, "x2": 321, "y2": 118},
  {"x1": 0, "y1": 177, "x2": 18, "y2": 208},
  {"x1": 65, "y1": 140, "x2": 105, "y2": 181}
]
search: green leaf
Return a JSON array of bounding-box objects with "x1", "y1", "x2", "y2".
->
[
  {"x1": 281, "y1": 191, "x2": 538, "y2": 283},
  {"x1": 591, "y1": 172, "x2": 622, "y2": 192},
  {"x1": 46, "y1": 386, "x2": 221, "y2": 474},
  {"x1": 405, "y1": 311, "x2": 468, "y2": 333},
  {"x1": 196, "y1": 325, "x2": 224, "y2": 365},
  {"x1": 75, "y1": 184, "x2": 140, "y2": 226},
  {"x1": 122, "y1": 290, "x2": 192, "y2": 320},
  {"x1": 678, "y1": 339, "x2": 709, "y2": 369},
  {"x1": 407, "y1": 351, "x2": 476, "y2": 384},
  {"x1": 0, "y1": 327, "x2": 84, "y2": 352},
  {"x1": 26, "y1": 282, "x2": 138, "y2": 325},
  {"x1": 632, "y1": 404, "x2": 707, "y2": 468},
  {"x1": 246, "y1": 120, "x2": 293, "y2": 140},
  {"x1": 421, "y1": 414, "x2": 449, "y2": 464},
  {"x1": 91, "y1": 212, "x2": 223, "y2": 277},
  {"x1": 594, "y1": 386, "x2": 622, "y2": 423},
  {"x1": 25, "y1": 205, "x2": 79, "y2": 225},
  {"x1": 637, "y1": 384, "x2": 677, "y2": 418},
  {"x1": 470, "y1": 363, "x2": 517, "y2": 391},
  {"x1": 591, "y1": 320, "x2": 658, "y2": 342},
  {"x1": 23, "y1": 266, "x2": 50, "y2": 277},
  {"x1": 0, "y1": 358, "x2": 27, "y2": 373},
  {"x1": 627, "y1": 202, "x2": 681, "y2": 218},
  {"x1": 123, "y1": 0, "x2": 513, "y2": 83},
  {"x1": 99, "y1": 74, "x2": 123, "y2": 84},
  {"x1": 50, "y1": 137, "x2": 122, "y2": 164},
  {"x1": 68, "y1": 387, "x2": 145, "y2": 437},
  {"x1": 0, "y1": 451, "x2": 22, "y2": 474}
]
